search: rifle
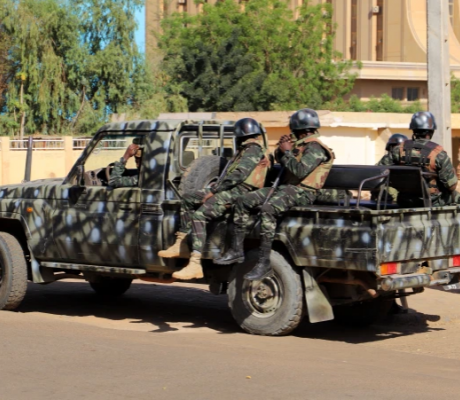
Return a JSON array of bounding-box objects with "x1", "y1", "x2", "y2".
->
[
  {"x1": 211, "y1": 148, "x2": 241, "y2": 191},
  {"x1": 249, "y1": 166, "x2": 285, "y2": 233}
]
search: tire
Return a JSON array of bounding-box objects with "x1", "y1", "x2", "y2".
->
[
  {"x1": 90, "y1": 277, "x2": 133, "y2": 296},
  {"x1": 0, "y1": 232, "x2": 28, "y2": 310},
  {"x1": 228, "y1": 249, "x2": 305, "y2": 336},
  {"x1": 333, "y1": 298, "x2": 393, "y2": 327},
  {"x1": 179, "y1": 155, "x2": 227, "y2": 195}
]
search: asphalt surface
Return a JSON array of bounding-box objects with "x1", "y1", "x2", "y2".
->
[{"x1": 1, "y1": 280, "x2": 460, "y2": 400}]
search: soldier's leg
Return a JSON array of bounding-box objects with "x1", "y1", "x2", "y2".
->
[
  {"x1": 173, "y1": 187, "x2": 247, "y2": 280},
  {"x1": 245, "y1": 185, "x2": 315, "y2": 280},
  {"x1": 233, "y1": 187, "x2": 272, "y2": 230},
  {"x1": 159, "y1": 188, "x2": 209, "y2": 258},
  {"x1": 214, "y1": 187, "x2": 271, "y2": 265},
  {"x1": 179, "y1": 188, "x2": 210, "y2": 234}
]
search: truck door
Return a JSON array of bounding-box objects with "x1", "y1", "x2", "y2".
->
[{"x1": 52, "y1": 134, "x2": 142, "y2": 266}]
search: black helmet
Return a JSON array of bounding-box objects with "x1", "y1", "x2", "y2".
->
[
  {"x1": 409, "y1": 111, "x2": 437, "y2": 131},
  {"x1": 386, "y1": 133, "x2": 408, "y2": 151},
  {"x1": 289, "y1": 108, "x2": 320, "y2": 132},
  {"x1": 234, "y1": 118, "x2": 263, "y2": 138}
]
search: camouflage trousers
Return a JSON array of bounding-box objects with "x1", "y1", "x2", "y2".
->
[
  {"x1": 233, "y1": 184, "x2": 316, "y2": 242},
  {"x1": 179, "y1": 185, "x2": 251, "y2": 252}
]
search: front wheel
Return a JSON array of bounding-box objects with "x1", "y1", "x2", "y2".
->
[
  {"x1": 0, "y1": 232, "x2": 28, "y2": 310},
  {"x1": 89, "y1": 277, "x2": 133, "y2": 296},
  {"x1": 228, "y1": 249, "x2": 305, "y2": 336}
]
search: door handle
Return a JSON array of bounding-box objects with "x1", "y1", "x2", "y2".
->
[{"x1": 119, "y1": 205, "x2": 133, "y2": 211}]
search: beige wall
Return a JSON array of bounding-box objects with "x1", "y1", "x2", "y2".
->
[{"x1": 3, "y1": 111, "x2": 460, "y2": 186}]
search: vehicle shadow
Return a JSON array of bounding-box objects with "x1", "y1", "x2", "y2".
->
[{"x1": 19, "y1": 280, "x2": 443, "y2": 342}]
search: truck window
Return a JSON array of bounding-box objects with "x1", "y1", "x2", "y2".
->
[
  {"x1": 83, "y1": 134, "x2": 144, "y2": 187},
  {"x1": 180, "y1": 136, "x2": 234, "y2": 169}
]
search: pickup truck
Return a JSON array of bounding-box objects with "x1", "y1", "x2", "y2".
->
[{"x1": 1, "y1": 119, "x2": 460, "y2": 336}]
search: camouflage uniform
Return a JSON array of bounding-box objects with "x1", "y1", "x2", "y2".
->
[
  {"x1": 233, "y1": 133, "x2": 333, "y2": 242},
  {"x1": 109, "y1": 160, "x2": 139, "y2": 188},
  {"x1": 378, "y1": 138, "x2": 459, "y2": 206},
  {"x1": 179, "y1": 139, "x2": 267, "y2": 251}
]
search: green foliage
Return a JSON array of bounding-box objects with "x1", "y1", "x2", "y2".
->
[
  {"x1": 451, "y1": 76, "x2": 460, "y2": 113},
  {"x1": 0, "y1": 0, "x2": 184, "y2": 136},
  {"x1": 323, "y1": 94, "x2": 424, "y2": 113},
  {"x1": 159, "y1": 0, "x2": 357, "y2": 112}
]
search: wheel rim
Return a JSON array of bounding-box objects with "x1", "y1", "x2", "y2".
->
[{"x1": 246, "y1": 274, "x2": 283, "y2": 318}]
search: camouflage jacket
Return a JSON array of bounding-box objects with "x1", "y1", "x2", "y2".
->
[
  {"x1": 378, "y1": 138, "x2": 458, "y2": 196},
  {"x1": 281, "y1": 133, "x2": 331, "y2": 188},
  {"x1": 212, "y1": 138, "x2": 266, "y2": 193},
  {"x1": 109, "y1": 160, "x2": 139, "y2": 188}
]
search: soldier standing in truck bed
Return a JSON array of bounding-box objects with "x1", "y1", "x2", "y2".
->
[
  {"x1": 158, "y1": 118, "x2": 270, "y2": 280},
  {"x1": 378, "y1": 111, "x2": 460, "y2": 206},
  {"x1": 215, "y1": 108, "x2": 335, "y2": 280}
]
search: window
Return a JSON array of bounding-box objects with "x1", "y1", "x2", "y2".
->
[
  {"x1": 180, "y1": 135, "x2": 234, "y2": 170},
  {"x1": 407, "y1": 87, "x2": 419, "y2": 101},
  {"x1": 350, "y1": 0, "x2": 358, "y2": 60},
  {"x1": 84, "y1": 134, "x2": 144, "y2": 186},
  {"x1": 391, "y1": 87, "x2": 404, "y2": 100},
  {"x1": 450, "y1": 0, "x2": 454, "y2": 25},
  {"x1": 376, "y1": 0, "x2": 384, "y2": 61}
]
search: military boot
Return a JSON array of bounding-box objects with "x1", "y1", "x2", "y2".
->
[
  {"x1": 244, "y1": 238, "x2": 273, "y2": 281},
  {"x1": 213, "y1": 228, "x2": 246, "y2": 265},
  {"x1": 158, "y1": 232, "x2": 190, "y2": 258},
  {"x1": 172, "y1": 252, "x2": 204, "y2": 280}
]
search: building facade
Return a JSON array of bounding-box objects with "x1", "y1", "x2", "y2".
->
[{"x1": 145, "y1": 0, "x2": 460, "y2": 103}]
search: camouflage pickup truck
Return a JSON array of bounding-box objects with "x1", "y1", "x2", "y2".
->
[{"x1": 1, "y1": 119, "x2": 460, "y2": 336}]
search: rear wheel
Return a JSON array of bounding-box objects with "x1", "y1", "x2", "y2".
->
[
  {"x1": 228, "y1": 249, "x2": 304, "y2": 336},
  {"x1": 90, "y1": 277, "x2": 133, "y2": 296},
  {"x1": 0, "y1": 232, "x2": 28, "y2": 310}
]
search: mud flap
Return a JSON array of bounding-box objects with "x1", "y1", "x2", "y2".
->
[{"x1": 302, "y1": 268, "x2": 334, "y2": 323}]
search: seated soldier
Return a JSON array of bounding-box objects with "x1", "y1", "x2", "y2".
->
[
  {"x1": 378, "y1": 111, "x2": 459, "y2": 206},
  {"x1": 371, "y1": 133, "x2": 408, "y2": 203},
  {"x1": 109, "y1": 140, "x2": 142, "y2": 188}
]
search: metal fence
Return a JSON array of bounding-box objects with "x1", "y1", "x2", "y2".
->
[
  {"x1": 8, "y1": 138, "x2": 128, "y2": 151},
  {"x1": 10, "y1": 139, "x2": 65, "y2": 151}
]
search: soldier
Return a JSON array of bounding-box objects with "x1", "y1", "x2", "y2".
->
[
  {"x1": 215, "y1": 108, "x2": 334, "y2": 281},
  {"x1": 109, "y1": 142, "x2": 142, "y2": 188},
  {"x1": 372, "y1": 133, "x2": 408, "y2": 203},
  {"x1": 158, "y1": 118, "x2": 270, "y2": 280},
  {"x1": 378, "y1": 112, "x2": 459, "y2": 206}
]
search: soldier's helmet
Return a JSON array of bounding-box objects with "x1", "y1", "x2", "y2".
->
[
  {"x1": 234, "y1": 118, "x2": 264, "y2": 139},
  {"x1": 409, "y1": 111, "x2": 437, "y2": 133},
  {"x1": 386, "y1": 133, "x2": 408, "y2": 151},
  {"x1": 289, "y1": 108, "x2": 320, "y2": 133}
]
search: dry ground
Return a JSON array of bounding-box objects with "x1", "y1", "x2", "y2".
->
[{"x1": 1, "y1": 280, "x2": 460, "y2": 399}]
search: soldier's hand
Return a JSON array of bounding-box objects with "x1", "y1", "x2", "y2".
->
[
  {"x1": 123, "y1": 144, "x2": 140, "y2": 162},
  {"x1": 279, "y1": 140, "x2": 293, "y2": 153},
  {"x1": 277, "y1": 135, "x2": 291, "y2": 146},
  {"x1": 202, "y1": 192, "x2": 214, "y2": 203}
]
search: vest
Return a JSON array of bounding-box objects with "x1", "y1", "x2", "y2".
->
[
  {"x1": 398, "y1": 140, "x2": 443, "y2": 194},
  {"x1": 289, "y1": 134, "x2": 334, "y2": 190},
  {"x1": 227, "y1": 138, "x2": 270, "y2": 189}
]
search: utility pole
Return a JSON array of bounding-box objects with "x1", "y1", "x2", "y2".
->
[{"x1": 427, "y1": 0, "x2": 452, "y2": 157}]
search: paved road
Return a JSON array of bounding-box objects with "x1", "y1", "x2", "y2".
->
[{"x1": 1, "y1": 280, "x2": 460, "y2": 400}]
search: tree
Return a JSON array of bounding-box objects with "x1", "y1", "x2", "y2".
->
[
  {"x1": 0, "y1": 0, "x2": 184, "y2": 136},
  {"x1": 159, "y1": 0, "x2": 357, "y2": 112}
]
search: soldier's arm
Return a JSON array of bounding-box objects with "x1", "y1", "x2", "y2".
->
[
  {"x1": 436, "y1": 151, "x2": 458, "y2": 192},
  {"x1": 214, "y1": 145, "x2": 264, "y2": 193},
  {"x1": 109, "y1": 161, "x2": 139, "y2": 188},
  {"x1": 280, "y1": 142, "x2": 328, "y2": 180}
]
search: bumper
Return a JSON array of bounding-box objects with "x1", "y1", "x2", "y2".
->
[{"x1": 378, "y1": 267, "x2": 460, "y2": 291}]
